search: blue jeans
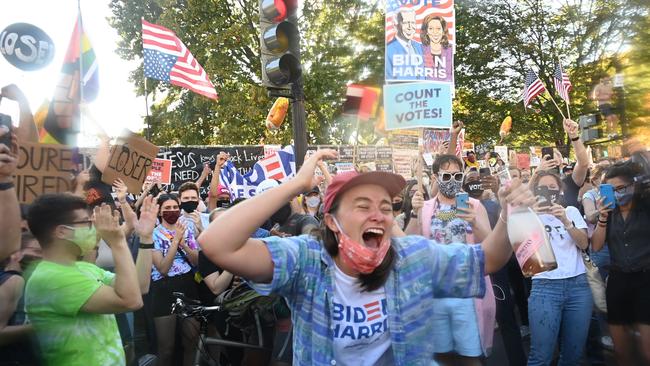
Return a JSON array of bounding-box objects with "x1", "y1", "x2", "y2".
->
[{"x1": 527, "y1": 274, "x2": 593, "y2": 366}]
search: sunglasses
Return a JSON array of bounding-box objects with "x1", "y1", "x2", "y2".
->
[{"x1": 438, "y1": 172, "x2": 464, "y2": 182}]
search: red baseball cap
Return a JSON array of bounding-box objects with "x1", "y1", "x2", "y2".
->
[{"x1": 323, "y1": 171, "x2": 406, "y2": 213}]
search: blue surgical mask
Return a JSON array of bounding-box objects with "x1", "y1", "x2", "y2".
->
[{"x1": 615, "y1": 190, "x2": 634, "y2": 206}]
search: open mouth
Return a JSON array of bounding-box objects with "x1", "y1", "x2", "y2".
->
[{"x1": 362, "y1": 228, "x2": 385, "y2": 249}]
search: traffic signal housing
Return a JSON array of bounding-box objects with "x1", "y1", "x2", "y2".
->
[{"x1": 259, "y1": 0, "x2": 301, "y2": 90}]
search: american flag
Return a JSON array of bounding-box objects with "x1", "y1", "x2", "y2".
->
[
  {"x1": 385, "y1": 0, "x2": 455, "y2": 44},
  {"x1": 553, "y1": 63, "x2": 572, "y2": 102},
  {"x1": 141, "y1": 19, "x2": 217, "y2": 100},
  {"x1": 523, "y1": 69, "x2": 546, "y2": 108}
]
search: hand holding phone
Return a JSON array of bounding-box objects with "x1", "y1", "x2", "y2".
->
[
  {"x1": 455, "y1": 192, "x2": 469, "y2": 209},
  {"x1": 0, "y1": 113, "x2": 11, "y2": 148},
  {"x1": 599, "y1": 184, "x2": 616, "y2": 209}
]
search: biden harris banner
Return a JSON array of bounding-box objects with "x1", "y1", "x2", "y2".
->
[
  {"x1": 385, "y1": 0, "x2": 455, "y2": 83},
  {"x1": 383, "y1": 82, "x2": 452, "y2": 130}
]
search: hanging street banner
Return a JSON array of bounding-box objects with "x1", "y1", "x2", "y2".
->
[
  {"x1": 385, "y1": 0, "x2": 455, "y2": 83},
  {"x1": 384, "y1": 82, "x2": 452, "y2": 130}
]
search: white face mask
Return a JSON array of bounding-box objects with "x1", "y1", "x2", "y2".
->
[{"x1": 306, "y1": 196, "x2": 321, "y2": 208}]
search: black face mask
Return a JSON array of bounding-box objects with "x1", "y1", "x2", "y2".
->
[
  {"x1": 180, "y1": 200, "x2": 199, "y2": 213},
  {"x1": 270, "y1": 203, "x2": 292, "y2": 225},
  {"x1": 463, "y1": 181, "x2": 484, "y2": 199},
  {"x1": 216, "y1": 200, "x2": 230, "y2": 208},
  {"x1": 392, "y1": 201, "x2": 403, "y2": 211}
]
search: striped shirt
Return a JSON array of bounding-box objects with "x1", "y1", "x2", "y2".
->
[{"x1": 249, "y1": 235, "x2": 486, "y2": 366}]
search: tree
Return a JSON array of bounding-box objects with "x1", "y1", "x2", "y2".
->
[
  {"x1": 109, "y1": 0, "x2": 648, "y2": 150},
  {"x1": 108, "y1": 0, "x2": 383, "y2": 146}
]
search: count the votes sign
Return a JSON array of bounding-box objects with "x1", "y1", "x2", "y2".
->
[{"x1": 384, "y1": 82, "x2": 452, "y2": 130}]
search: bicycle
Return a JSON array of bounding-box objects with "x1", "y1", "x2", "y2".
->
[{"x1": 171, "y1": 292, "x2": 269, "y2": 366}]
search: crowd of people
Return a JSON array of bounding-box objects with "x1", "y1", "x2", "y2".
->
[{"x1": 1, "y1": 113, "x2": 649, "y2": 366}]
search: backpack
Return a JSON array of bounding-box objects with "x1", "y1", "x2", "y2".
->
[{"x1": 215, "y1": 282, "x2": 288, "y2": 335}]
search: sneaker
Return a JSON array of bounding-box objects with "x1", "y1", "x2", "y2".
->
[
  {"x1": 520, "y1": 325, "x2": 530, "y2": 338},
  {"x1": 600, "y1": 336, "x2": 614, "y2": 350}
]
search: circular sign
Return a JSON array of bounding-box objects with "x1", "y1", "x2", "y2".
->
[{"x1": 0, "y1": 23, "x2": 55, "y2": 71}]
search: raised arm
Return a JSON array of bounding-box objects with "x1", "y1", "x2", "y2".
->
[
  {"x1": 446, "y1": 121, "x2": 463, "y2": 156},
  {"x1": 81, "y1": 205, "x2": 143, "y2": 313},
  {"x1": 195, "y1": 163, "x2": 211, "y2": 189},
  {"x1": 1, "y1": 84, "x2": 38, "y2": 143},
  {"x1": 481, "y1": 180, "x2": 536, "y2": 274},
  {"x1": 564, "y1": 119, "x2": 589, "y2": 187},
  {"x1": 198, "y1": 149, "x2": 337, "y2": 283},
  {"x1": 0, "y1": 131, "x2": 20, "y2": 260},
  {"x1": 207, "y1": 152, "x2": 227, "y2": 211},
  {"x1": 590, "y1": 197, "x2": 612, "y2": 252},
  {"x1": 134, "y1": 196, "x2": 159, "y2": 294}
]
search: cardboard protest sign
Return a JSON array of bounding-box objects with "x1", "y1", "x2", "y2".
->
[
  {"x1": 517, "y1": 154, "x2": 531, "y2": 169},
  {"x1": 385, "y1": 0, "x2": 455, "y2": 83},
  {"x1": 384, "y1": 82, "x2": 452, "y2": 130},
  {"x1": 422, "y1": 129, "x2": 450, "y2": 154},
  {"x1": 15, "y1": 142, "x2": 75, "y2": 203},
  {"x1": 392, "y1": 147, "x2": 419, "y2": 179},
  {"x1": 494, "y1": 146, "x2": 508, "y2": 164},
  {"x1": 388, "y1": 129, "x2": 420, "y2": 149},
  {"x1": 145, "y1": 158, "x2": 172, "y2": 184},
  {"x1": 102, "y1": 131, "x2": 159, "y2": 194}
]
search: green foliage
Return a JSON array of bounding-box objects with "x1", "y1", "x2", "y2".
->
[{"x1": 108, "y1": 0, "x2": 648, "y2": 149}]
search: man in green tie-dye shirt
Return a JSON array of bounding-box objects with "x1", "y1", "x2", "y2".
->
[{"x1": 24, "y1": 194, "x2": 152, "y2": 365}]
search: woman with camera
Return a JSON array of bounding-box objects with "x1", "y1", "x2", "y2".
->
[{"x1": 592, "y1": 161, "x2": 650, "y2": 365}]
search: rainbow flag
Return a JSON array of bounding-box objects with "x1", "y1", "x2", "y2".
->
[{"x1": 35, "y1": 14, "x2": 98, "y2": 145}]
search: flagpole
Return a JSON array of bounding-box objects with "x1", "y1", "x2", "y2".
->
[
  {"x1": 77, "y1": 0, "x2": 84, "y2": 145},
  {"x1": 144, "y1": 78, "x2": 151, "y2": 140},
  {"x1": 560, "y1": 60, "x2": 572, "y2": 120},
  {"x1": 352, "y1": 115, "x2": 360, "y2": 167}
]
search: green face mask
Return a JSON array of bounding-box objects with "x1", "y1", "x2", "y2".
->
[{"x1": 65, "y1": 226, "x2": 97, "y2": 256}]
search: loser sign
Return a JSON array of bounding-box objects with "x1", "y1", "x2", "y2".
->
[
  {"x1": 102, "y1": 130, "x2": 159, "y2": 193},
  {"x1": 15, "y1": 142, "x2": 75, "y2": 203}
]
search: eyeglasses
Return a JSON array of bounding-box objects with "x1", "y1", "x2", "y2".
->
[
  {"x1": 63, "y1": 219, "x2": 94, "y2": 230},
  {"x1": 613, "y1": 184, "x2": 632, "y2": 194},
  {"x1": 438, "y1": 172, "x2": 464, "y2": 182}
]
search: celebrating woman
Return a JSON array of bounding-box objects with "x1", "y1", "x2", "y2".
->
[
  {"x1": 151, "y1": 193, "x2": 199, "y2": 366},
  {"x1": 592, "y1": 161, "x2": 650, "y2": 365},
  {"x1": 527, "y1": 171, "x2": 592, "y2": 366},
  {"x1": 198, "y1": 150, "x2": 535, "y2": 365}
]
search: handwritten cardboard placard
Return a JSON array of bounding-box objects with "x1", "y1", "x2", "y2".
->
[
  {"x1": 15, "y1": 142, "x2": 75, "y2": 203},
  {"x1": 102, "y1": 131, "x2": 159, "y2": 194}
]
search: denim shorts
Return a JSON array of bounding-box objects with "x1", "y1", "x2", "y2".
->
[{"x1": 431, "y1": 297, "x2": 482, "y2": 356}]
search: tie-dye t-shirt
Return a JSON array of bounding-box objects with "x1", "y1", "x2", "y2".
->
[{"x1": 25, "y1": 260, "x2": 125, "y2": 366}]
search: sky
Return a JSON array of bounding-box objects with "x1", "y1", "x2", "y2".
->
[{"x1": 0, "y1": 0, "x2": 145, "y2": 146}]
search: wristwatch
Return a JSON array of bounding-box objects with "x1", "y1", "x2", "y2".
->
[
  {"x1": 570, "y1": 136, "x2": 580, "y2": 142},
  {"x1": 410, "y1": 210, "x2": 419, "y2": 218}
]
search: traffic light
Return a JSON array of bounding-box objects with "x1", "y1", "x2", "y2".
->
[{"x1": 259, "y1": 0, "x2": 301, "y2": 90}]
